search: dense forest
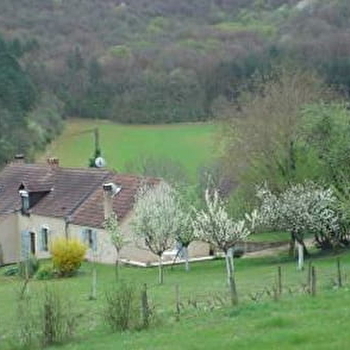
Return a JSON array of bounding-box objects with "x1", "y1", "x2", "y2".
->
[
  {"x1": 1, "y1": 0, "x2": 350, "y2": 164},
  {"x1": 0, "y1": 36, "x2": 63, "y2": 165},
  {"x1": 1, "y1": 0, "x2": 350, "y2": 125}
]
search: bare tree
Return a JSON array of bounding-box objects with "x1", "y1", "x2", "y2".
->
[{"x1": 219, "y1": 68, "x2": 331, "y2": 191}]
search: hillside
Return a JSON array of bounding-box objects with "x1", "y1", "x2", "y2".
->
[
  {"x1": 2, "y1": 0, "x2": 350, "y2": 125},
  {"x1": 41, "y1": 119, "x2": 215, "y2": 180}
]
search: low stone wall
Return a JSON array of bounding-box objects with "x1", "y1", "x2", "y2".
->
[{"x1": 235, "y1": 241, "x2": 287, "y2": 253}]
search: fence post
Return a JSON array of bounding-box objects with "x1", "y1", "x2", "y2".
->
[
  {"x1": 337, "y1": 258, "x2": 342, "y2": 288},
  {"x1": 175, "y1": 284, "x2": 180, "y2": 322},
  {"x1": 277, "y1": 266, "x2": 282, "y2": 296},
  {"x1": 307, "y1": 261, "x2": 312, "y2": 293},
  {"x1": 311, "y1": 266, "x2": 316, "y2": 297},
  {"x1": 141, "y1": 283, "x2": 150, "y2": 328}
]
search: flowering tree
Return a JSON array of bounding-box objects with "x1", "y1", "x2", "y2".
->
[
  {"x1": 192, "y1": 189, "x2": 258, "y2": 305},
  {"x1": 257, "y1": 182, "x2": 339, "y2": 270},
  {"x1": 132, "y1": 182, "x2": 185, "y2": 284},
  {"x1": 104, "y1": 213, "x2": 126, "y2": 281}
]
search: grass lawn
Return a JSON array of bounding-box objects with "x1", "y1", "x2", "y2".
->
[
  {"x1": 1, "y1": 248, "x2": 350, "y2": 349},
  {"x1": 39, "y1": 119, "x2": 216, "y2": 180}
]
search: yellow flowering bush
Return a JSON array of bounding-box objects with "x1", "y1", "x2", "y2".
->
[{"x1": 50, "y1": 238, "x2": 87, "y2": 277}]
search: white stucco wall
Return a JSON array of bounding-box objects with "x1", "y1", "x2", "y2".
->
[
  {"x1": 2, "y1": 211, "x2": 210, "y2": 266},
  {"x1": 0, "y1": 214, "x2": 19, "y2": 264},
  {"x1": 17, "y1": 213, "x2": 67, "y2": 260}
]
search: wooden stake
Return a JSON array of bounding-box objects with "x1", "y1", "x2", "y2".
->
[
  {"x1": 175, "y1": 284, "x2": 180, "y2": 321},
  {"x1": 311, "y1": 266, "x2": 316, "y2": 297},
  {"x1": 141, "y1": 283, "x2": 150, "y2": 328},
  {"x1": 277, "y1": 266, "x2": 282, "y2": 296},
  {"x1": 337, "y1": 257, "x2": 342, "y2": 288},
  {"x1": 307, "y1": 261, "x2": 312, "y2": 293}
]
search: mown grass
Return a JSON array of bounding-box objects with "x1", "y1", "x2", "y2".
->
[
  {"x1": 1, "y1": 248, "x2": 350, "y2": 349},
  {"x1": 39, "y1": 119, "x2": 216, "y2": 180}
]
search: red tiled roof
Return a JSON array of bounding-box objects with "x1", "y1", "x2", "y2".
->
[
  {"x1": 0, "y1": 163, "x2": 160, "y2": 228},
  {"x1": 71, "y1": 174, "x2": 160, "y2": 228}
]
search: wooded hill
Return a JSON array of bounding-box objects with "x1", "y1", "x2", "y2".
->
[
  {"x1": 1, "y1": 0, "x2": 350, "y2": 124},
  {"x1": 0, "y1": 36, "x2": 63, "y2": 165}
]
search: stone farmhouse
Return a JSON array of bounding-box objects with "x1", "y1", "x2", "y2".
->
[{"x1": 0, "y1": 158, "x2": 209, "y2": 266}]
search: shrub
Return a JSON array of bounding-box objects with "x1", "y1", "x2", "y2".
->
[
  {"x1": 35, "y1": 265, "x2": 56, "y2": 280},
  {"x1": 3, "y1": 265, "x2": 19, "y2": 276},
  {"x1": 17, "y1": 296, "x2": 38, "y2": 349},
  {"x1": 19, "y1": 255, "x2": 40, "y2": 278},
  {"x1": 40, "y1": 287, "x2": 77, "y2": 346},
  {"x1": 233, "y1": 248, "x2": 245, "y2": 258},
  {"x1": 16, "y1": 287, "x2": 78, "y2": 348},
  {"x1": 104, "y1": 281, "x2": 141, "y2": 332},
  {"x1": 50, "y1": 238, "x2": 87, "y2": 277}
]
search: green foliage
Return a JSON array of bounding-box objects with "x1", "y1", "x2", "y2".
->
[
  {"x1": 35, "y1": 265, "x2": 56, "y2": 280},
  {"x1": 298, "y1": 103, "x2": 350, "y2": 188},
  {"x1": 19, "y1": 255, "x2": 40, "y2": 278},
  {"x1": 0, "y1": 35, "x2": 63, "y2": 167},
  {"x1": 40, "y1": 287, "x2": 77, "y2": 346},
  {"x1": 15, "y1": 287, "x2": 77, "y2": 348},
  {"x1": 104, "y1": 281, "x2": 142, "y2": 332},
  {"x1": 3, "y1": 265, "x2": 19, "y2": 276}
]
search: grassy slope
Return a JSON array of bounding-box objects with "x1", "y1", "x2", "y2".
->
[
  {"x1": 2, "y1": 248, "x2": 350, "y2": 349},
  {"x1": 50, "y1": 291, "x2": 350, "y2": 350},
  {"x1": 40, "y1": 120, "x2": 216, "y2": 180}
]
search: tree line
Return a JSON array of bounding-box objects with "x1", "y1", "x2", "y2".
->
[
  {"x1": 1, "y1": 0, "x2": 350, "y2": 125},
  {"x1": 0, "y1": 35, "x2": 63, "y2": 166}
]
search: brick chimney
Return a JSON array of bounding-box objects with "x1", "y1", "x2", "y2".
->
[
  {"x1": 103, "y1": 183, "x2": 114, "y2": 220},
  {"x1": 47, "y1": 157, "x2": 59, "y2": 168},
  {"x1": 102, "y1": 183, "x2": 121, "y2": 219}
]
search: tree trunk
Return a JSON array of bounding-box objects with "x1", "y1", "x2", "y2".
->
[
  {"x1": 302, "y1": 240, "x2": 309, "y2": 257},
  {"x1": 225, "y1": 251, "x2": 238, "y2": 306},
  {"x1": 289, "y1": 232, "x2": 296, "y2": 257},
  {"x1": 183, "y1": 246, "x2": 190, "y2": 272},
  {"x1": 158, "y1": 255, "x2": 163, "y2": 284},
  {"x1": 115, "y1": 250, "x2": 119, "y2": 282},
  {"x1": 297, "y1": 241, "x2": 304, "y2": 271}
]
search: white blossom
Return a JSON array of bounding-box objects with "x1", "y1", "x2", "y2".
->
[
  {"x1": 257, "y1": 182, "x2": 339, "y2": 239},
  {"x1": 132, "y1": 182, "x2": 184, "y2": 256},
  {"x1": 192, "y1": 189, "x2": 254, "y2": 252}
]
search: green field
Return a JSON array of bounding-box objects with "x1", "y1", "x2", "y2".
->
[
  {"x1": 2, "y1": 249, "x2": 350, "y2": 349},
  {"x1": 40, "y1": 120, "x2": 216, "y2": 180}
]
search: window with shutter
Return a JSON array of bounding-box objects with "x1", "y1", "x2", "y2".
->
[
  {"x1": 81, "y1": 228, "x2": 97, "y2": 251},
  {"x1": 40, "y1": 226, "x2": 49, "y2": 251}
]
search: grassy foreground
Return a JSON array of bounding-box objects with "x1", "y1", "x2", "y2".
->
[
  {"x1": 40, "y1": 120, "x2": 216, "y2": 179},
  {"x1": 1, "y1": 247, "x2": 350, "y2": 349}
]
